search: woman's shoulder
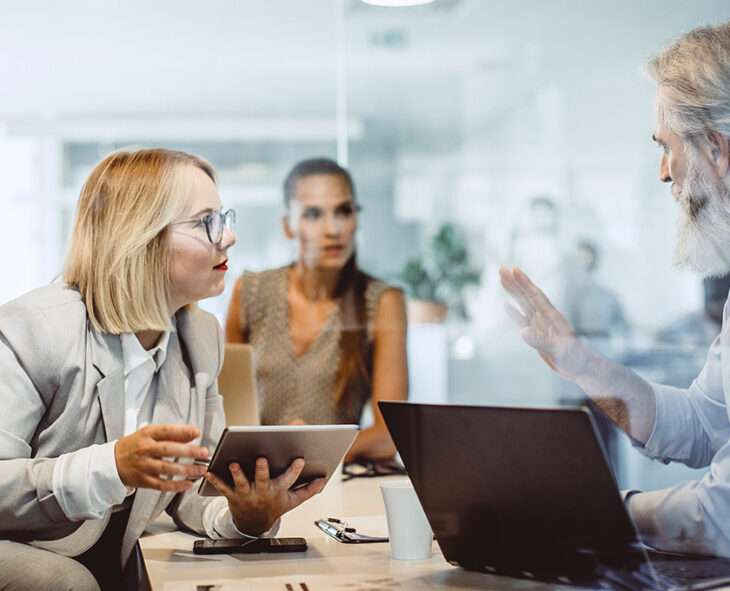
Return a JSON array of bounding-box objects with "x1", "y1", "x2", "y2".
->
[
  {"x1": 362, "y1": 273, "x2": 403, "y2": 303},
  {"x1": 0, "y1": 282, "x2": 86, "y2": 331},
  {"x1": 240, "y1": 265, "x2": 289, "y2": 309},
  {"x1": 0, "y1": 283, "x2": 89, "y2": 378},
  {"x1": 242, "y1": 265, "x2": 289, "y2": 286},
  {"x1": 176, "y1": 305, "x2": 224, "y2": 374}
]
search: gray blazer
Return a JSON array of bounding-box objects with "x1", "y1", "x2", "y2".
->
[{"x1": 0, "y1": 282, "x2": 225, "y2": 566}]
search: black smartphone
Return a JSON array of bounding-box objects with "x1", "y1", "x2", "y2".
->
[{"x1": 193, "y1": 537, "x2": 308, "y2": 555}]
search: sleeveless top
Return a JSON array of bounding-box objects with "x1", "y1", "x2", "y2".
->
[{"x1": 240, "y1": 265, "x2": 394, "y2": 425}]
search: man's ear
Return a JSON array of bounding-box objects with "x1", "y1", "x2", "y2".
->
[
  {"x1": 704, "y1": 131, "x2": 730, "y2": 178},
  {"x1": 282, "y1": 216, "x2": 295, "y2": 239}
]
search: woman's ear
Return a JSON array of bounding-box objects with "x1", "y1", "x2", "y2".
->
[
  {"x1": 282, "y1": 215, "x2": 295, "y2": 239},
  {"x1": 704, "y1": 131, "x2": 730, "y2": 179}
]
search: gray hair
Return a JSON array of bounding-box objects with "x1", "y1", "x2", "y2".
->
[{"x1": 647, "y1": 21, "x2": 730, "y2": 140}]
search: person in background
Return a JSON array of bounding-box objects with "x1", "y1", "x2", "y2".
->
[
  {"x1": 226, "y1": 157, "x2": 408, "y2": 464},
  {"x1": 500, "y1": 22, "x2": 730, "y2": 557},
  {"x1": 0, "y1": 149, "x2": 324, "y2": 591},
  {"x1": 566, "y1": 240, "x2": 628, "y2": 340}
]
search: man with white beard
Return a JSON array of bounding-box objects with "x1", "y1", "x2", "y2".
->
[{"x1": 501, "y1": 21, "x2": 730, "y2": 558}]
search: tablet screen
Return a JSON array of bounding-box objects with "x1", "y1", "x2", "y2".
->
[{"x1": 198, "y1": 425, "x2": 358, "y2": 496}]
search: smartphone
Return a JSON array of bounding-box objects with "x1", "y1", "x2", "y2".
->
[{"x1": 193, "y1": 537, "x2": 308, "y2": 555}]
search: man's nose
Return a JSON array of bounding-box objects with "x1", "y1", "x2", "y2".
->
[{"x1": 660, "y1": 153, "x2": 672, "y2": 183}]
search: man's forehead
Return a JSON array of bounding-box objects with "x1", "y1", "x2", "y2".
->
[
  {"x1": 652, "y1": 99, "x2": 672, "y2": 144},
  {"x1": 652, "y1": 95, "x2": 665, "y2": 132}
]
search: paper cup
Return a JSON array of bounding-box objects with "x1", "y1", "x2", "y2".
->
[{"x1": 378, "y1": 479, "x2": 433, "y2": 560}]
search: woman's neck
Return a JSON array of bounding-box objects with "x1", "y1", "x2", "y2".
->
[
  {"x1": 135, "y1": 329, "x2": 163, "y2": 350},
  {"x1": 291, "y1": 262, "x2": 340, "y2": 301}
]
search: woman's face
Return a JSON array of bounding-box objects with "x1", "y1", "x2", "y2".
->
[
  {"x1": 284, "y1": 173, "x2": 358, "y2": 270},
  {"x1": 168, "y1": 166, "x2": 236, "y2": 312}
]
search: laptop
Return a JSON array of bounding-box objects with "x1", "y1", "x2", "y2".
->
[{"x1": 379, "y1": 401, "x2": 730, "y2": 590}]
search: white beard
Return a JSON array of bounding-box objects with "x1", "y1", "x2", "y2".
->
[{"x1": 672, "y1": 147, "x2": 730, "y2": 277}]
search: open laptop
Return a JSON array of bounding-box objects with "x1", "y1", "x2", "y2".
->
[{"x1": 379, "y1": 401, "x2": 730, "y2": 590}]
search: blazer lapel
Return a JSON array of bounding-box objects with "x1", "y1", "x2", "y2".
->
[
  {"x1": 151, "y1": 329, "x2": 191, "y2": 426},
  {"x1": 90, "y1": 328, "x2": 125, "y2": 442},
  {"x1": 123, "y1": 328, "x2": 195, "y2": 564}
]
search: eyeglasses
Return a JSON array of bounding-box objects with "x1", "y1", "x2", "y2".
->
[{"x1": 170, "y1": 209, "x2": 236, "y2": 245}]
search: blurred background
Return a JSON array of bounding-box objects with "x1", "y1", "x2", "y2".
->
[{"x1": 1, "y1": 0, "x2": 729, "y2": 489}]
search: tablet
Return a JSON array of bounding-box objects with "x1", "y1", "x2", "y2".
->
[{"x1": 197, "y1": 425, "x2": 359, "y2": 496}]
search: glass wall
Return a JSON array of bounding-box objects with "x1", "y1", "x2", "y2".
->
[{"x1": 1, "y1": 0, "x2": 729, "y2": 489}]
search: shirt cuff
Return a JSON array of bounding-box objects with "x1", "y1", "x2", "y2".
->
[
  {"x1": 202, "y1": 497, "x2": 279, "y2": 539},
  {"x1": 51, "y1": 440, "x2": 128, "y2": 520}
]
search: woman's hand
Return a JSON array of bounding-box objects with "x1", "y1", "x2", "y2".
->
[
  {"x1": 498, "y1": 266, "x2": 591, "y2": 381},
  {"x1": 204, "y1": 457, "x2": 325, "y2": 536},
  {"x1": 115, "y1": 424, "x2": 210, "y2": 493}
]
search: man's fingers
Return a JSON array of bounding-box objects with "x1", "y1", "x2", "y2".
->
[
  {"x1": 500, "y1": 268, "x2": 537, "y2": 316},
  {"x1": 504, "y1": 301, "x2": 528, "y2": 328},
  {"x1": 511, "y1": 267, "x2": 556, "y2": 310}
]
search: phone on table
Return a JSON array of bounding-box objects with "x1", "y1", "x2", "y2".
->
[{"x1": 193, "y1": 537, "x2": 308, "y2": 555}]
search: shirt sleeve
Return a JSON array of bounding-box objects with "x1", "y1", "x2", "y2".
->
[
  {"x1": 625, "y1": 312, "x2": 730, "y2": 557},
  {"x1": 638, "y1": 332, "x2": 728, "y2": 468},
  {"x1": 51, "y1": 440, "x2": 128, "y2": 520},
  {"x1": 202, "y1": 496, "x2": 279, "y2": 539}
]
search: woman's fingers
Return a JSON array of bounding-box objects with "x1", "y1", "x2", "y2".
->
[
  {"x1": 275, "y1": 458, "x2": 305, "y2": 490},
  {"x1": 229, "y1": 462, "x2": 253, "y2": 494},
  {"x1": 204, "y1": 470, "x2": 235, "y2": 497}
]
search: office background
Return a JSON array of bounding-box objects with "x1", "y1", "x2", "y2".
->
[{"x1": 1, "y1": 0, "x2": 729, "y2": 490}]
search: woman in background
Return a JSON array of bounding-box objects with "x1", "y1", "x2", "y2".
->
[
  {"x1": 225, "y1": 157, "x2": 408, "y2": 463},
  {"x1": 0, "y1": 149, "x2": 322, "y2": 591}
]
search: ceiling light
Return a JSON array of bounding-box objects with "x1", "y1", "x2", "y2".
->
[{"x1": 361, "y1": 0, "x2": 435, "y2": 7}]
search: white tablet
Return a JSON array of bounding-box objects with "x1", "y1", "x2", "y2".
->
[{"x1": 197, "y1": 425, "x2": 359, "y2": 496}]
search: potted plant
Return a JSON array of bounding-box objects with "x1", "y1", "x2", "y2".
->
[{"x1": 398, "y1": 224, "x2": 482, "y2": 323}]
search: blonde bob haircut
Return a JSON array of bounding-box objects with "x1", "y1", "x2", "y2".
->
[{"x1": 63, "y1": 148, "x2": 217, "y2": 334}]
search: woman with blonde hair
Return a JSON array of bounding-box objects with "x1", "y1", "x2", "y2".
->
[
  {"x1": 226, "y1": 157, "x2": 408, "y2": 463},
  {"x1": 0, "y1": 148, "x2": 323, "y2": 591}
]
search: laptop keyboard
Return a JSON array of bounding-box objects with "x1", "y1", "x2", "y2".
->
[{"x1": 648, "y1": 552, "x2": 730, "y2": 589}]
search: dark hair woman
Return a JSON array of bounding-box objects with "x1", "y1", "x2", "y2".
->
[{"x1": 225, "y1": 157, "x2": 408, "y2": 463}]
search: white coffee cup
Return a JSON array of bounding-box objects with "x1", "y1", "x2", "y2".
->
[{"x1": 378, "y1": 479, "x2": 433, "y2": 560}]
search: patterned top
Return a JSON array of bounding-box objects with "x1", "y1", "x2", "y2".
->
[{"x1": 240, "y1": 265, "x2": 393, "y2": 426}]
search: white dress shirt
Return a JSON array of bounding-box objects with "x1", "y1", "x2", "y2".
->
[
  {"x1": 51, "y1": 330, "x2": 253, "y2": 539},
  {"x1": 629, "y1": 295, "x2": 730, "y2": 557}
]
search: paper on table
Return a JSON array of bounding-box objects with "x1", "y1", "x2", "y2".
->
[{"x1": 164, "y1": 572, "x2": 440, "y2": 590}]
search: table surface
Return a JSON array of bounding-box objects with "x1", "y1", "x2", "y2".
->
[{"x1": 140, "y1": 476, "x2": 573, "y2": 591}]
